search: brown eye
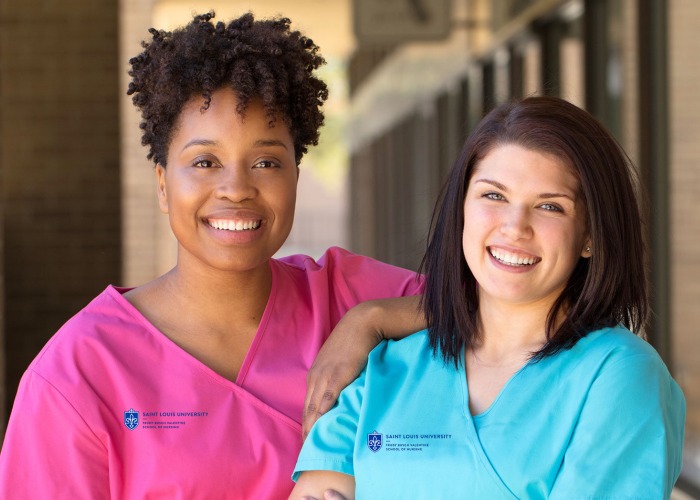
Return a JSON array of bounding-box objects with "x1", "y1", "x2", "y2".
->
[
  {"x1": 253, "y1": 160, "x2": 279, "y2": 169},
  {"x1": 194, "y1": 159, "x2": 215, "y2": 168}
]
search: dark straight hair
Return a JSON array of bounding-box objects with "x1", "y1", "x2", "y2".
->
[{"x1": 420, "y1": 96, "x2": 649, "y2": 365}]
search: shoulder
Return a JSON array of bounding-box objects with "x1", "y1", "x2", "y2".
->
[
  {"x1": 8, "y1": 286, "x2": 148, "y2": 425},
  {"x1": 368, "y1": 330, "x2": 440, "y2": 373},
  {"x1": 275, "y1": 247, "x2": 412, "y2": 275},
  {"x1": 549, "y1": 326, "x2": 686, "y2": 497},
  {"x1": 274, "y1": 246, "x2": 422, "y2": 297},
  {"x1": 576, "y1": 326, "x2": 669, "y2": 373},
  {"x1": 538, "y1": 325, "x2": 684, "y2": 414},
  {"x1": 571, "y1": 326, "x2": 684, "y2": 407},
  {"x1": 372, "y1": 329, "x2": 431, "y2": 356},
  {"x1": 29, "y1": 285, "x2": 151, "y2": 375}
]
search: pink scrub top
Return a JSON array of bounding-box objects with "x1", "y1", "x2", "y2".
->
[{"x1": 0, "y1": 247, "x2": 421, "y2": 499}]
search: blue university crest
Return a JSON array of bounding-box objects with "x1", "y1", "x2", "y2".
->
[
  {"x1": 124, "y1": 408, "x2": 139, "y2": 431},
  {"x1": 367, "y1": 430, "x2": 382, "y2": 453}
]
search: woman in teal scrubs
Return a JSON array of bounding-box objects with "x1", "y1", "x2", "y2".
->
[{"x1": 291, "y1": 96, "x2": 686, "y2": 499}]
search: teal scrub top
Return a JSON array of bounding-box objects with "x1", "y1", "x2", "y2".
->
[{"x1": 294, "y1": 327, "x2": 686, "y2": 499}]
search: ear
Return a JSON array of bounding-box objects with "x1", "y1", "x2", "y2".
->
[
  {"x1": 581, "y1": 238, "x2": 593, "y2": 259},
  {"x1": 156, "y1": 164, "x2": 169, "y2": 214}
]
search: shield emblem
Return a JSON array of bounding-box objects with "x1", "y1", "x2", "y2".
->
[
  {"x1": 124, "y1": 408, "x2": 139, "y2": 431},
  {"x1": 367, "y1": 430, "x2": 382, "y2": 452}
]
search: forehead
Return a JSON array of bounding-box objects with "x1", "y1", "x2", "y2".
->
[
  {"x1": 471, "y1": 143, "x2": 580, "y2": 193},
  {"x1": 174, "y1": 88, "x2": 291, "y2": 140}
]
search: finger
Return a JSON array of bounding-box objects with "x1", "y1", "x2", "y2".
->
[
  {"x1": 303, "y1": 378, "x2": 341, "y2": 438},
  {"x1": 303, "y1": 389, "x2": 338, "y2": 438},
  {"x1": 301, "y1": 399, "x2": 320, "y2": 440},
  {"x1": 302, "y1": 367, "x2": 322, "y2": 438}
]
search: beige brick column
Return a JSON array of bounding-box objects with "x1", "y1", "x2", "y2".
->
[
  {"x1": 120, "y1": 0, "x2": 175, "y2": 287},
  {"x1": 669, "y1": 0, "x2": 700, "y2": 460}
]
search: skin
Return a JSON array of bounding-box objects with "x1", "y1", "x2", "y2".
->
[
  {"x1": 292, "y1": 143, "x2": 591, "y2": 494},
  {"x1": 289, "y1": 471, "x2": 354, "y2": 500},
  {"x1": 124, "y1": 86, "x2": 400, "y2": 499},
  {"x1": 463, "y1": 143, "x2": 591, "y2": 414},
  {"x1": 463, "y1": 144, "x2": 589, "y2": 318},
  {"x1": 125, "y1": 87, "x2": 299, "y2": 381},
  {"x1": 302, "y1": 295, "x2": 424, "y2": 438},
  {"x1": 159, "y1": 88, "x2": 299, "y2": 277}
]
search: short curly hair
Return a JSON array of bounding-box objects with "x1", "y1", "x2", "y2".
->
[{"x1": 127, "y1": 11, "x2": 328, "y2": 166}]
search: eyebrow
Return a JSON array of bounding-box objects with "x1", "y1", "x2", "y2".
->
[
  {"x1": 180, "y1": 138, "x2": 289, "y2": 153},
  {"x1": 472, "y1": 178, "x2": 576, "y2": 201},
  {"x1": 253, "y1": 139, "x2": 288, "y2": 150},
  {"x1": 181, "y1": 139, "x2": 218, "y2": 152}
]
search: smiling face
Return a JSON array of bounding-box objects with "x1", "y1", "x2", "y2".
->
[
  {"x1": 462, "y1": 143, "x2": 591, "y2": 311},
  {"x1": 157, "y1": 87, "x2": 298, "y2": 275}
]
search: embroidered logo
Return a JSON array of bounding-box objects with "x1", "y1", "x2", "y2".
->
[
  {"x1": 124, "y1": 408, "x2": 139, "y2": 431},
  {"x1": 367, "y1": 430, "x2": 383, "y2": 452}
]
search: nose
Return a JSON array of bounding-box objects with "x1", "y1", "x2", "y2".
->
[
  {"x1": 215, "y1": 165, "x2": 257, "y2": 202},
  {"x1": 499, "y1": 205, "x2": 533, "y2": 240}
]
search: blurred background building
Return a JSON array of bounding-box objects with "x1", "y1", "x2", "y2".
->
[{"x1": 0, "y1": 0, "x2": 698, "y2": 495}]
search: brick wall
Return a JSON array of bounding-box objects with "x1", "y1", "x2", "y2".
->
[{"x1": 0, "y1": 1, "x2": 121, "y2": 421}]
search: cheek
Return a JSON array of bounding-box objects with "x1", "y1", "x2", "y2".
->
[
  {"x1": 164, "y1": 179, "x2": 191, "y2": 208},
  {"x1": 462, "y1": 228, "x2": 469, "y2": 261},
  {"x1": 462, "y1": 203, "x2": 477, "y2": 243},
  {"x1": 270, "y1": 178, "x2": 298, "y2": 222},
  {"x1": 462, "y1": 211, "x2": 482, "y2": 266},
  {"x1": 463, "y1": 202, "x2": 494, "y2": 238},
  {"x1": 544, "y1": 220, "x2": 585, "y2": 262},
  {"x1": 164, "y1": 174, "x2": 208, "y2": 218}
]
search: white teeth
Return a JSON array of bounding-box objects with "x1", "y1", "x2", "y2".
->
[
  {"x1": 489, "y1": 248, "x2": 537, "y2": 266},
  {"x1": 209, "y1": 220, "x2": 261, "y2": 231}
]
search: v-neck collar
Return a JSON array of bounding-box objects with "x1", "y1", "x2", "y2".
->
[{"x1": 457, "y1": 351, "x2": 520, "y2": 499}]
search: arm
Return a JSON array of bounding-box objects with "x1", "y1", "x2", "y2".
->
[
  {"x1": 294, "y1": 356, "x2": 368, "y2": 497},
  {"x1": 303, "y1": 295, "x2": 424, "y2": 437},
  {"x1": 0, "y1": 370, "x2": 109, "y2": 498},
  {"x1": 550, "y1": 352, "x2": 685, "y2": 499},
  {"x1": 289, "y1": 471, "x2": 355, "y2": 500}
]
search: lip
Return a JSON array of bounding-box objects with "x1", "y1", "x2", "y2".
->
[
  {"x1": 202, "y1": 208, "x2": 267, "y2": 244},
  {"x1": 487, "y1": 245, "x2": 541, "y2": 272}
]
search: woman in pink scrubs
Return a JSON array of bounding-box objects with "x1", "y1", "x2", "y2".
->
[{"x1": 0, "y1": 12, "x2": 422, "y2": 499}]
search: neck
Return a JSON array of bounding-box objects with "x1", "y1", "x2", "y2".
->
[
  {"x1": 473, "y1": 297, "x2": 553, "y2": 363},
  {"x1": 150, "y1": 252, "x2": 273, "y2": 337},
  {"x1": 176, "y1": 264, "x2": 269, "y2": 311}
]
